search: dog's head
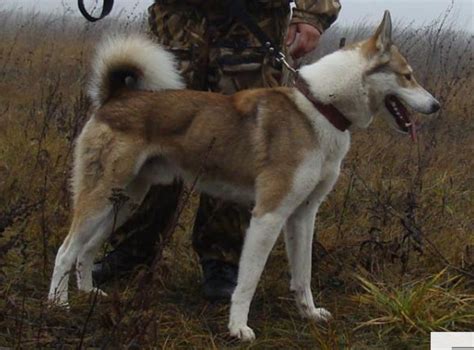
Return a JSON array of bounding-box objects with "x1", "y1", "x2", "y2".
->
[{"x1": 361, "y1": 11, "x2": 440, "y2": 136}]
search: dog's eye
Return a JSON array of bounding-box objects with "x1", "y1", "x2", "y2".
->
[{"x1": 404, "y1": 73, "x2": 412, "y2": 81}]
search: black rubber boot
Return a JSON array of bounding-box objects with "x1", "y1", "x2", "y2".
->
[
  {"x1": 92, "y1": 249, "x2": 151, "y2": 286},
  {"x1": 201, "y1": 259, "x2": 238, "y2": 301},
  {"x1": 92, "y1": 183, "x2": 183, "y2": 286}
]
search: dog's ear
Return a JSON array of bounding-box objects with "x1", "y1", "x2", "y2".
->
[{"x1": 374, "y1": 10, "x2": 392, "y2": 57}]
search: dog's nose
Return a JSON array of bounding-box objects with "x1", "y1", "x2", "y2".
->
[{"x1": 430, "y1": 100, "x2": 441, "y2": 114}]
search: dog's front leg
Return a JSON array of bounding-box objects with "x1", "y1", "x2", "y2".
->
[
  {"x1": 284, "y1": 175, "x2": 339, "y2": 322},
  {"x1": 228, "y1": 212, "x2": 286, "y2": 341},
  {"x1": 285, "y1": 202, "x2": 331, "y2": 322}
]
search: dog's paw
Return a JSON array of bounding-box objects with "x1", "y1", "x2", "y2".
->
[
  {"x1": 229, "y1": 324, "x2": 256, "y2": 342},
  {"x1": 47, "y1": 298, "x2": 70, "y2": 310},
  {"x1": 90, "y1": 288, "x2": 108, "y2": 297},
  {"x1": 48, "y1": 292, "x2": 69, "y2": 309},
  {"x1": 301, "y1": 306, "x2": 332, "y2": 322}
]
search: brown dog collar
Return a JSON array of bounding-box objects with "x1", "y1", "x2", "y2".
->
[{"x1": 294, "y1": 77, "x2": 352, "y2": 132}]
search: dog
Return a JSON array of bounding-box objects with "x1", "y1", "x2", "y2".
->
[{"x1": 48, "y1": 11, "x2": 440, "y2": 341}]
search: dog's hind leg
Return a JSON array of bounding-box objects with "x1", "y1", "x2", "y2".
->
[
  {"x1": 49, "y1": 172, "x2": 150, "y2": 305},
  {"x1": 73, "y1": 203, "x2": 115, "y2": 297},
  {"x1": 49, "y1": 132, "x2": 151, "y2": 305},
  {"x1": 48, "y1": 224, "x2": 80, "y2": 305},
  {"x1": 74, "y1": 176, "x2": 150, "y2": 294},
  {"x1": 48, "y1": 201, "x2": 115, "y2": 305}
]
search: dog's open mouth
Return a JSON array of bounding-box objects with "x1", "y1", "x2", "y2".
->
[{"x1": 385, "y1": 95, "x2": 418, "y2": 141}]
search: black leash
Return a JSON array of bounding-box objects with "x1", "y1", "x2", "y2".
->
[
  {"x1": 225, "y1": 0, "x2": 296, "y2": 71},
  {"x1": 226, "y1": 0, "x2": 280, "y2": 56},
  {"x1": 78, "y1": 0, "x2": 114, "y2": 22}
]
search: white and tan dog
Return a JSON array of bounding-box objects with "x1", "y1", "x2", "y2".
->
[{"x1": 49, "y1": 11, "x2": 439, "y2": 341}]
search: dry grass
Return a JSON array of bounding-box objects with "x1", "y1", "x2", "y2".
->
[
  {"x1": 0, "y1": 5, "x2": 473, "y2": 349},
  {"x1": 355, "y1": 270, "x2": 474, "y2": 334}
]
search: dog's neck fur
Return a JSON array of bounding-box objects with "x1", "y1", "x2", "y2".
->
[{"x1": 298, "y1": 47, "x2": 373, "y2": 129}]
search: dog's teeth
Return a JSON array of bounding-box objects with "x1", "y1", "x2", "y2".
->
[{"x1": 405, "y1": 122, "x2": 412, "y2": 127}]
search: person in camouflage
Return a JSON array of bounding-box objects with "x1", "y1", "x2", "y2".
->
[{"x1": 93, "y1": 0, "x2": 341, "y2": 300}]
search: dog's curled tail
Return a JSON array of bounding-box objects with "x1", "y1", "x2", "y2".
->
[{"x1": 88, "y1": 34, "x2": 185, "y2": 107}]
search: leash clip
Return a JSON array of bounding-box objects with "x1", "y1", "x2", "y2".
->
[
  {"x1": 275, "y1": 51, "x2": 298, "y2": 75},
  {"x1": 265, "y1": 41, "x2": 276, "y2": 54},
  {"x1": 289, "y1": 0, "x2": 296, "y2": 19}
]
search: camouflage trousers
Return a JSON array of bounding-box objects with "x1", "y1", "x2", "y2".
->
[{"x1": 108, "y1": 2, "x2": 291, "y2": 265}]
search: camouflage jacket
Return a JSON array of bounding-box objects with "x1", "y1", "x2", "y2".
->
[
  {"x1": 149, "y1": 0, "x2": 341, "y2": 90},
  {"x1": 291, "y1": 0, "x2": 341, "y2": 33},
  {"x1": 152, "y1": 0, "x2": 341, "y2": 33}
]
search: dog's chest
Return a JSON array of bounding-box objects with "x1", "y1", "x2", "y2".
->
[{"x1": 308, "y1": 129, "x2": 350, "y2": 187}]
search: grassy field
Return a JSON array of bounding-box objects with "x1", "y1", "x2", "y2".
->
[{"x1": 0, "y1": 6, "x2": 473, "y2": 349}]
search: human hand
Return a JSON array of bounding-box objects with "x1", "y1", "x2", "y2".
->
[{"x1": 286, "y1": 23, "x2": 321, "y2": 59}]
